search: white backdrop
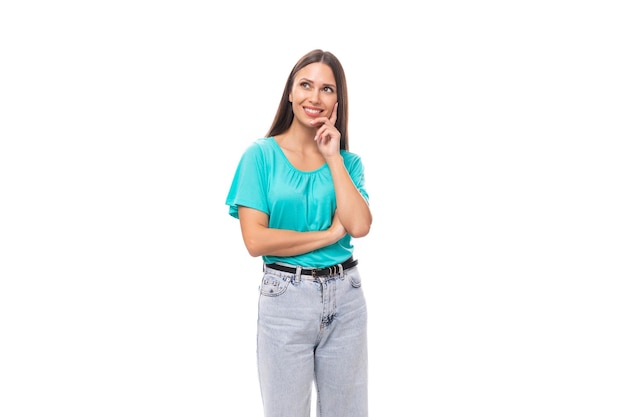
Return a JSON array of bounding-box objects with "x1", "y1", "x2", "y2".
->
[{"x1": 1, "y1": 1, "x2": 625, "y2": 416}]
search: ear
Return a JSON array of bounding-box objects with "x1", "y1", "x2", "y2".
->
[{"x1": 288, "y1": 93, "x2": 292, "y2": 102}]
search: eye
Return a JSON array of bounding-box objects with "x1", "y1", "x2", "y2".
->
[
  {"x1": 300, "y1": 81, "x2": 311, "y2": 88},
  {"x1": 323, "y1": 86, "x2": 335, "y2": 93}
]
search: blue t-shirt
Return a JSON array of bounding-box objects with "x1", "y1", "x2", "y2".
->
[{"x1": 225, "y1": 137, "x2": 369, "y2": 268}]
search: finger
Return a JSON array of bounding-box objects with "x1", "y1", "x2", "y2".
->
[
  {"x1": 329, "y1": 102, "x2": 338, "y2": 125},
  {"x1": 313, "y1": 121, "x2": 329, "y2": 140},
  {"x1": 315, "y1": 125, "x2": 338, "y2": 145},
  {"x1": 314, "y1": 125, "x2": 326, "y2": 141},
  {"x1": 309, "y1": 116, "x2": 327, "y2": 128}
]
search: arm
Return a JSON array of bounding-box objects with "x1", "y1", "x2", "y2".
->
[
  {"x1": 238, "y1": 206, "x2": 346, "y2": 258},
  {"x1": 312, "y1": 103, "x2": 373, "y2": 238},
  {"x1": 325, "y1": 155, "x2": 372, "y2": 238}
]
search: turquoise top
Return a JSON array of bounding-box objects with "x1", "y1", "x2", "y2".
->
[{"x1": 225, "y1": 137, "x2": 369, "y2": 268}]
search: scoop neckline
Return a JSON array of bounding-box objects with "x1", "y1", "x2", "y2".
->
[{"x1": 268, "y1": 137, "x2": 328, "y2": 174}]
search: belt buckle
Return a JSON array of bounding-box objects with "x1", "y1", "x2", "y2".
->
[
  {"x1": 312, "y1": 264, "x2": 338, "y2": 277},
  {"x1": 311, "y1": 266, "x2": 326, "y2": 277}
]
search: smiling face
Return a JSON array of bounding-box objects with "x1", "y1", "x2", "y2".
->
[{"x1": 289, "y1": 62, "x2": 337, "y2": 127}]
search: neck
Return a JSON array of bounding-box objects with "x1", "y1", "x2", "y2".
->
[{"x1": 276, "y1": 123, "x2": 318, "y2": 151}]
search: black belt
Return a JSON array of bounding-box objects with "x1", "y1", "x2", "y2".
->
[{"x1": 265, "y1": 257, "x2": 358, "y2": 277}]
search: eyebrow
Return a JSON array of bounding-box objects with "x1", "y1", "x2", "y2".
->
[{"x1": 298, "y1": 77, "x2": 336, "y2": 89}]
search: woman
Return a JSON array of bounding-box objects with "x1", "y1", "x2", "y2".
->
[{"x1": 225, "y1": 49, "x2": 372, "y2": 417}]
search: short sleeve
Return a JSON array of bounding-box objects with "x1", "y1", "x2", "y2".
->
[
  {"x1": 225, "y1": 143, "x2": 269, "y2": 219},
  {"x1": 343, "y1": 151, "x2": 369, "y2": 204}
]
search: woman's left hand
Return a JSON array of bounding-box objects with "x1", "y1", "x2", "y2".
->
[{"x1": 311, "y1": 102, "x2": 340, "y2": 158}]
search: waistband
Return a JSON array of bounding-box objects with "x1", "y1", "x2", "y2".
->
[{"x1": 264, "y1": 257, "x2": 358, "y2": 277}]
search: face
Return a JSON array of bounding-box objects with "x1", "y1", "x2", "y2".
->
[{"x1": 289, "y1": 62, "x2": 337, "y2": 126}]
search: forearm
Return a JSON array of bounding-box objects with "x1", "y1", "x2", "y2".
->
[
  {"x1": 243, "y1": 227, "x2": 340, "y2": 258},
  {"x1": 327, "y1": 156, "x2": 372, "y2": 238},
  {"x1": 238, "y1": 206, "x2": 344, "y2": 257}
]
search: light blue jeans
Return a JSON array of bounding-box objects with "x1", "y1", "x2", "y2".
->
[{"x1": 257, "y1": 263, "x2": 368, "y2": 417}]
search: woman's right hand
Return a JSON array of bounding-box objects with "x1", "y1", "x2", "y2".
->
[{"x1": 329, "y1": 212, "x2": 347, "y2": 241}]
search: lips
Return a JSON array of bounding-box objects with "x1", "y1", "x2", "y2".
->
[{"x1": 303, "y1": 107, "x2": 324, "y2": 117}]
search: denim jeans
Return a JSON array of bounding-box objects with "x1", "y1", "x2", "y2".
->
[{"x1": 257, "y1": 263, "x2": 368, "y2": 417}]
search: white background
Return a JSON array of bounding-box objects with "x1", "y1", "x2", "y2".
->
[{"x1": 1, "y1": 1, "x2": 625, "y2": 416}]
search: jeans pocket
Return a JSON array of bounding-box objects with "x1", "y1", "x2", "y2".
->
[
  {"x1": 350, "y1": 272, "x2": 362, "y2": 288},
  {"x1": 259, "y1": 273, "x2": 290, "y2": 297}
]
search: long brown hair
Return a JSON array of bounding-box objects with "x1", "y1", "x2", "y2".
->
[{"x1": 266, "y1": 49, "x2": 350, "y2": 151}]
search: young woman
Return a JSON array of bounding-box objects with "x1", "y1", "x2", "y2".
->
[{"x1": 225, "y1": 49, "x2": 372, "y2": 417}]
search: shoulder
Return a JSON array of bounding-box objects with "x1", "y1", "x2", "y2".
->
[
  {"x1": 240, "y1": 137, "x2": 275, "y2": 159},
  {"x1": 253, "y1": 137, "x2": 274, "y2": 148},
  {"x1": 244, "y1": 137, "x2": 277, "y2": 155},
  {"x1": 340, "y1": 149, "x2": 364, "y2": 166}
]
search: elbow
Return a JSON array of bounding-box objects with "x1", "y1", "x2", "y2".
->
[
  {"x1": 347, "y1": 215, "x2": 372, "y2": 238},
  {"x1": 243, "y1": 237, "x2": 264, "y2": 258},
  {"x1": 246, "y1": 248, "x2": 263, "y2": 258},
  {"x1": 341, "y1": 207, "x2": 372, "y2": 239},
  {"x1": 348, "y1": 223, "x2": 371, "y2": 239}
]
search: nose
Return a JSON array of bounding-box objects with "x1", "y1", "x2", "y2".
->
[{"x1": 309, "y1": 89, "x2": 321, "y2": 104}]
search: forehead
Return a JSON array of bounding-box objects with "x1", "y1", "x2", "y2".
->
[{"x1": 294, "y1": 62, "x2": 336, "y2": 84}]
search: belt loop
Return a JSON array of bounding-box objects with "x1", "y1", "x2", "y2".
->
[
  {"x1": 338, "y1": 263, "x2": 344, "y2": 278},
  {"x1": 294, "y1": 265, "x2": 302, "y2": 285}
]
